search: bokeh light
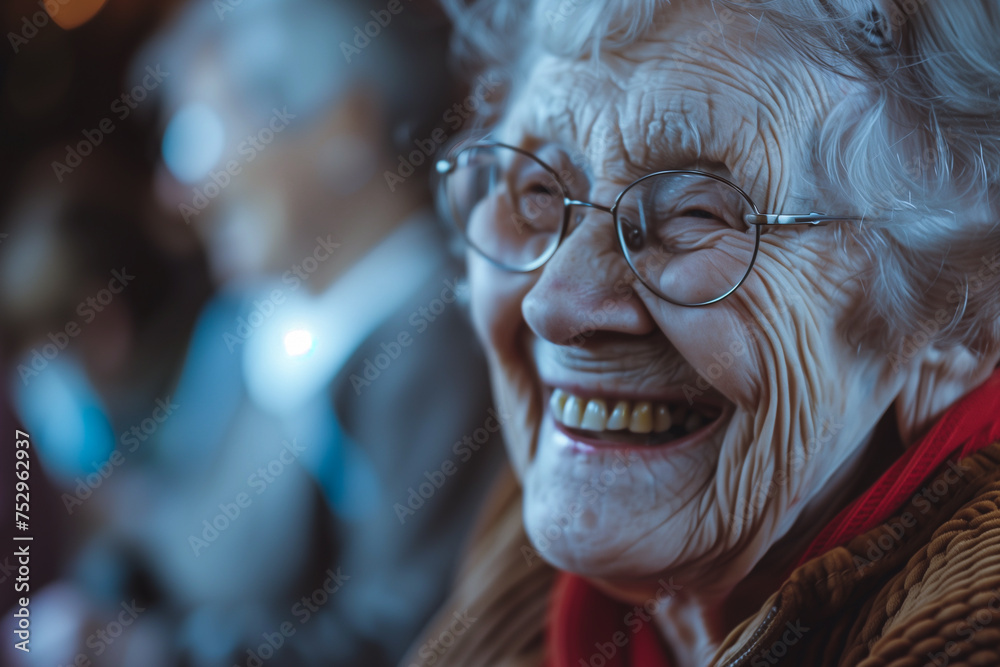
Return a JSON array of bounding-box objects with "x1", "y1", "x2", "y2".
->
[
  {"x1": 161, "y1": 102, "x2": 225, "y2": 184},
  {"x1": 283, "y1": 328, "x2": 314, "y2": 357},
  {"x1": 46, "y1": 0, "x2": 110, "y2": 30}
]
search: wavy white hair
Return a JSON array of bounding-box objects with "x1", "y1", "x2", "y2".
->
[{"x1": 442, "y1": 0, "x2": 1000, "y2": 358}]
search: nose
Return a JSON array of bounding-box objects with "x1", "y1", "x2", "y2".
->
[{"x1": 522, "y1": 209, "x2": 657, "y2": 345}]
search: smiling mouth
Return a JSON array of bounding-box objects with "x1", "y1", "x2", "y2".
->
[{"x1": 548, "y1": 388, "x2": 723, "y2": 447}]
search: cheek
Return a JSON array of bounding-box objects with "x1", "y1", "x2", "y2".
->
[
  {"x1": 469, "y1": 253, "x2": 532, "y2": 356},
  {"x1": 643, "y1": 234, "x2": 858, "y2": 410},
  {"x1": 640, "y1": 292, "x2": 768, "y2": 410},
  {"x1": 469, "y1": 253, "x2": 541, "y2": 475}
]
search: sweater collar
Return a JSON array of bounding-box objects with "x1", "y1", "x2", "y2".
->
[{"x1": 547, "y1": 368, "x2": 1000, "y2": 667}]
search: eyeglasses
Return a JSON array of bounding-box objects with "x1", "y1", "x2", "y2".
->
[{"x1": 435, "y1": 141, "x2": 861, "y2": 307}]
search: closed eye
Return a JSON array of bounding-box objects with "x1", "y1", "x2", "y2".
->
[
  {"x1": 527, "y1": 183, "x2": 559, "y2": 196},
  {"x1": 675, "y1": 206, "x2": 744, "y2": 230},
  {"x1": 679, "y1": 208, "x2": 715, "y2": 219}
]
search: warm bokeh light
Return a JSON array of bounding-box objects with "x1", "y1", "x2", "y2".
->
[{"x1": 46, "y1": 0, "x2": 109, "y2": 30}]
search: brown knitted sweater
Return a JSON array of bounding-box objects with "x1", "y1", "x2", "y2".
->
[{"x1": 403, "y1": 443, "x2": 1000, "y2": 667}]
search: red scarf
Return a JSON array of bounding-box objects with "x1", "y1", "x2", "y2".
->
[{"x1": 547, "y1": 369, "x2": 1000, "y2": 667}]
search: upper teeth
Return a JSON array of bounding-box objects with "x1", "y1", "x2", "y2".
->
[{"x1": 550, "y1": 389, "x2": 709, "y2": 435}]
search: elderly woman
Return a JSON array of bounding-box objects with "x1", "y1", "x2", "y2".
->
[{"x1": 404, "y1": 1, "x2": 1000, "y2": 666}]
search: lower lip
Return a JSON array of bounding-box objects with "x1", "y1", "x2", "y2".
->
[{"x1": 545, "y1": 410, "x2": 725, "y2": 455}]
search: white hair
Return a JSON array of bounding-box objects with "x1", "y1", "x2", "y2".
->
[{"x1": 442, "y1": 0, "x2": 1000, "y2": 357}]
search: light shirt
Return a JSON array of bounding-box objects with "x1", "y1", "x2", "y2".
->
[{"x1": 241, "y1": 212, "x2": 447, "y2": 417}]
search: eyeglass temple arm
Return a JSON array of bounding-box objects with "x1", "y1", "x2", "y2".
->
[
  {"x1": 745, "y1": 213, "x2": 863, "y2": 226},
  {"x1": 565, "y1": 199, "x2": 613, "y2": 214}
]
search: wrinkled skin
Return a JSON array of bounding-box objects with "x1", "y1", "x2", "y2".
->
[{"x1": 466, "y1": 3, "x2": 962, "y2": 664}]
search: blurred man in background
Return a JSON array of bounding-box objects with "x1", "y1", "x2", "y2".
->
[
  {"x1": 2, "y1": 0, "x2": 503, "y2": 665},
  {"x1": 133, "y1": 0, "x2": 504, "y2": 664}
]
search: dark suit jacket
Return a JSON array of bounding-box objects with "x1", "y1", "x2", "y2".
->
[
  {"x1": 103, "y1": 219, "x2": 503, "y2": 667},
  {"x1": 272, "y1": 229, "x2": 504, "y2": 667}
]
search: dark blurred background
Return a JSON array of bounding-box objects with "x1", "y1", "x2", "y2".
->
[{"x1": 0, "y1": 1, "x2": 504, "y2": 665}]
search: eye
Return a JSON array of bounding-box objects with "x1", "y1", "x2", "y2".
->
[
  {"x1": 681, "y1": 207, "x2": 713, "y2": 217},
  {"x1": 678, "y1": 208, "x2": 716, "y2": 219},
  {"x1": 517, "y1": 175, "x2": 560, "y2": 205},
  {"x1": 524, "y1": 180, "x2": 559, "y2": 197},
  {"x1": 675, "y1": 206, "x2": 741, "y2": 230},
  {"x1": 620, "y1": 216, "x2": 646, "y2": 251},
  {"x1": 510, "y1": 169, "x2": 563, "y2": 234}
]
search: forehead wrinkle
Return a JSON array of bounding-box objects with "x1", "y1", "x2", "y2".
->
[
  {"x1": 734, "y1": 68, "x2": 839, "y2": 212},
  {"x1": 572, "y1": 98, "x2": 627, "y2": 182},
  {"x1": 623, "y1": 88, "x2": 705, "y2": 176},
  {"x1": 646, "y1": 62, "x2": 827, "y2": 213},
  {"x1": 616, "y1": 46, "x2": 783, "y2": 181},
  {"x1": 503, "y1": 15, "x2": 842, "y2": 213},
  {"x1": 742, "y1": 107, "x2": 795, "y2": 212},
  {"x1": 623, "y1": 13, "x2": 838, "y2": 210},
  {"x1": 505, "y1": 59, "x2": 636, "y2": 184}
]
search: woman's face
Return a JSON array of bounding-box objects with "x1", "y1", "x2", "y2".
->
[{"x1": 469, "y1": 2, "x2": 906, "y2": 590}]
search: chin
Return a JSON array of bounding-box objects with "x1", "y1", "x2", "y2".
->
[{"x1": 518, "y1": 380, "x2": 736, "y2": 579}]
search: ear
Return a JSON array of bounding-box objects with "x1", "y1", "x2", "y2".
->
[{"x1": 894, "y1": 343, "x2": 1000, "y2": 446}]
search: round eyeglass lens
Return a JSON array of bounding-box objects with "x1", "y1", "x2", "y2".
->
[
  {"x1": 442, "y1": 144, "x2": 566, "y2": 271},
  {"x1": 615, "y1": 172, "x2": 760, "y2": 306}
]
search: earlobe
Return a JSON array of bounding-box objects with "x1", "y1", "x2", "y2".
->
[{"x1": 893, "y1": 344, "x2": 1000, "y2": 446}]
